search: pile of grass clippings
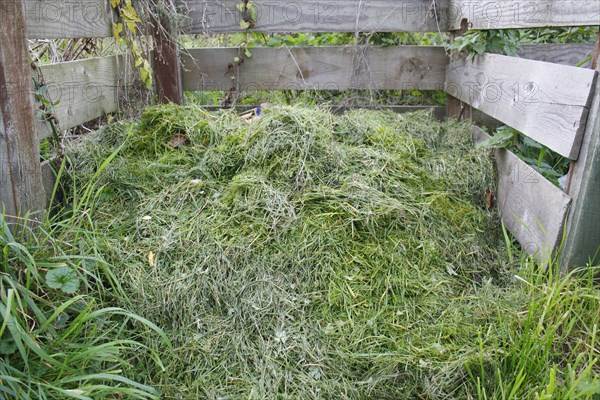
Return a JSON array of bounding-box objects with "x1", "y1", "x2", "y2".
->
[{"x1": 65, "y1": 105, "x2": 535, "y2": 398}]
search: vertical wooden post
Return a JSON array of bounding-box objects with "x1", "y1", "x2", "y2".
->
[
  {"x1": 446, "y1": 18, "x2": 471, "y2": 121},
  {"x1": 152, "y1": 0, "x2": 183, "y2": 104},
  {"x1": 0, "y1": 0, "x2": 46, "y2": 223},
  {"x1": 561, "y1": 33, "x2": 600, "y2": 269}
]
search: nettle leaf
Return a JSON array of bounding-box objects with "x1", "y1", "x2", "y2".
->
[{"x1": 46, "y1": 267, "x2": 80, "y2": 294}]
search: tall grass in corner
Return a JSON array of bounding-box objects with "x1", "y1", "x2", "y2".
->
[
  {"x1": 467, "y1": 253, "x2": 600, "y2": 399},
  {"x1": 0, "y1": 125, "x2": 168, "y2": 399}
]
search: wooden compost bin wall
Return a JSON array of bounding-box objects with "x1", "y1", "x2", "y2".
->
[{"x1": 1, "y1": 0, "x2": 599, "y2": 268}]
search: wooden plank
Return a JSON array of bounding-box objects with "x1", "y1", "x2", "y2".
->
[
  {"x1": 518, "y1": 43, "x2": 595, "y2": 67},
  {"x1": 561, "y1": 37, "x2": 600, "y2": 269},
  {"x1": 181, "y1": 0, "x2": 450, "y2": 33},
  {"x1": 471, "y1": 126, "x2": 571, "y2": 261},
  {"x1": 198, "y1": 104, "x2": 447, "y2": 119},
  {"x1": 449, "y1": 0, "x2": 600, "y2": 30},
  {"x1": 17, "y1": 0, "x2": 113, "y2": 39},
  {"x1": 35, "y1": 56, "x2": 124, "y2": 140},
  {"x1": 445, "y1": 53, "x2": 598, "y2": 159},
  {"x1": 182, "y1": 46, "x2": 447, "y2": 92},
  {"x1": 0, "y1": 0, "x2": 46, "y2": 222}
]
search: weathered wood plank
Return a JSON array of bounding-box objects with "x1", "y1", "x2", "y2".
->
[
  {"x1": 181, "y1": 0, "x2": 450, "y2": 33},
  {"x1": 446, "y1": 53, "x2": 598, "y2": 159},
  {"x1": 18, "y1": 0, "x2": 113, "y2": 39},
  {"x1": 198, "y1": 104, "x2": 447, "y2": 119},
  {"x1": 1, "y1": 0, "x2": 46, "y2": 222},
  {"x1": 561, "y1": 37, "x2": 600, "y2": 269},
  {"x1": 182, "y1": 46, "x2": 447, "y2": 92},
  {"x1": 449, "y1": 0, "x2": 600, "y2": 30},
  {"x1": 36, "y1": 56, "x2": 124, "y2": 139},
  {"x1": 518, "y1": 43, "x2": 595, "y2": 67},
  {"x1": 471, "y1": 126, "x2": 571, "y2": 261}
]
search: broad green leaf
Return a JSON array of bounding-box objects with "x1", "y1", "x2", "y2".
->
[{"x1": 46, "y1": 267, "x2": 80, "y2": 294}]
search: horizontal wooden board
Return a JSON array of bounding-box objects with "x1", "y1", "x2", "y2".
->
[
  {"x1": 36, "y1": 55, "x2": 125, "y2": 139},
  {"x1": 182, "y1": 46, "x2": 447, "y2": 92},
  {"x1": 518, "y1": 43, "x2": 595, "y2": 67},
  {"x1": 18, "y1": 0, "x2": 113, "y2": 39},
  {"x1": 198, "y1": 104, "x2": 447, "y2": 119},
  {"x1": 446, "y1": 53, "x2": 598, "y2": 159},
  {"x1": 471, "y1": 126, "x2": 572, "y2": 261},
  {"x1": 181, "y1": 0, "x2": 450, "y2": 33},
  {"x1": 449, "y1": 0, "x2": 600, "y2": 30}
]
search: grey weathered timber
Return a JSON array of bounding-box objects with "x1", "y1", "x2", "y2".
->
[
  {"x1": 561, "y1": 42, "x2": 600, "y2": 269},
  {"x1": 449, "y1": 0, "x2": 600, "y2": 30},
  {"x1": 446, "y1": 53, "x2": 598, "y2": 159},
  {"x1": 21, "y1": 0, "x2": 113, "y2": 39},
  {"x1": 518, "y1": 43, "x2": 595, "y2": 68},
  {"x1": 471, "y1": 126, "x2": 572, "y2": 262},
  {"x1": 182, "y1": 46, "x2": 447, "y2": 92},
  {"x1": 200, "y1": 104, "x2": 447, "y2": 119},
  {"x1": 36, "y1": 56, "x2": 125, "y2": 140},
  {"x1": 181, "y1": 0, "x2": 450, "y2": 33},
  {"x1": 0, "y1": 0, "x2": 46, "y2": 221}
]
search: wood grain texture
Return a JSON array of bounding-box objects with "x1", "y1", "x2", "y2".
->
[
  {"x1": 449, "y1": 0, "x2": 600, "y2": 30},
  {"x1": 518, "y1": 43, "x2": 595, "y2": 67},
  {"x1": 182, "y1": 46, "x2": 447, "y2": 92},
  {"x1": 471, "y1": 126, "x2": 571, "y2": 261},
  {"x1": 1, "y1": 0, "x2": 46, "y2": 221},
  {"x1": 180, "y1": 0, "x2": 450, "y2": 33},
  {"x1": 561, "y1": 50, "x2": 600, "y2": 269},
  {"x1": 446, "y1": 53, "x2": 598, "y2": 159},
  {"x1": 19, "y1": 0, "x2": 113, "y2": 39},
  {"x1": 36, "y1": 55, "x2": 125, "y2": 139}
]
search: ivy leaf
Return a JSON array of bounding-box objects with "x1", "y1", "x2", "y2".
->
[
  {"x1": 236, "y1": 2, "x2": 246, "y2": 13},
  {"x1": 244, "y1": 48, "x2": 253, "y2": 58},
  {"x1": 110, "y1": 0, "x2": 121, "y2": 8},
  {"x1": 113, "y1": 22, "x2": 123, "y2": 42},
  {"x1": 240, "y1": 20, "x2": 251, "y2": 30},
  {"x1": 46, "y1": 267, "x2": 80, "y2": 294}
]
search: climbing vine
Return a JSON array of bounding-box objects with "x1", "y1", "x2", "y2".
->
[{"x1": 111, "y1": 0, "x2": 153, "y2": 89}]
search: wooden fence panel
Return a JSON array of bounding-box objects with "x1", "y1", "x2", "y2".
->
[
  {"x1": 181, "y1": 0, "x2": 450, "y2": 33},
  {"x1": 472, "y1": 126, "x2": 571, "y2": 261},
  {"x1": 449, "y1": 0, "x2": 600, "y2": 30},
  {"x1": 446, "y1": 53, "x2": 597, "y2": 159},
  {"x1": 36, "y1": 55, "x2": 125, "y2": 139},
  {"x1": 19, "y1": 0, "x2": 113, "y2": 39},
  {"x1": 182, "y1": 46, "x2": 447, "y2": 92},
  {"x1": 517, "y1": 43, "x2": 595, "y2": 68}
]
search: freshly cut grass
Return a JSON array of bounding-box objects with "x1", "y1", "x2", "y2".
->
[{"x1": 64, "y1": 105, "x2": 599, "y2": 399}]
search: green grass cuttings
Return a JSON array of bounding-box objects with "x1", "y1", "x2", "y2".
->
[{"x1": 64, "y1": 105, "x2": 599, "y2": 399}]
